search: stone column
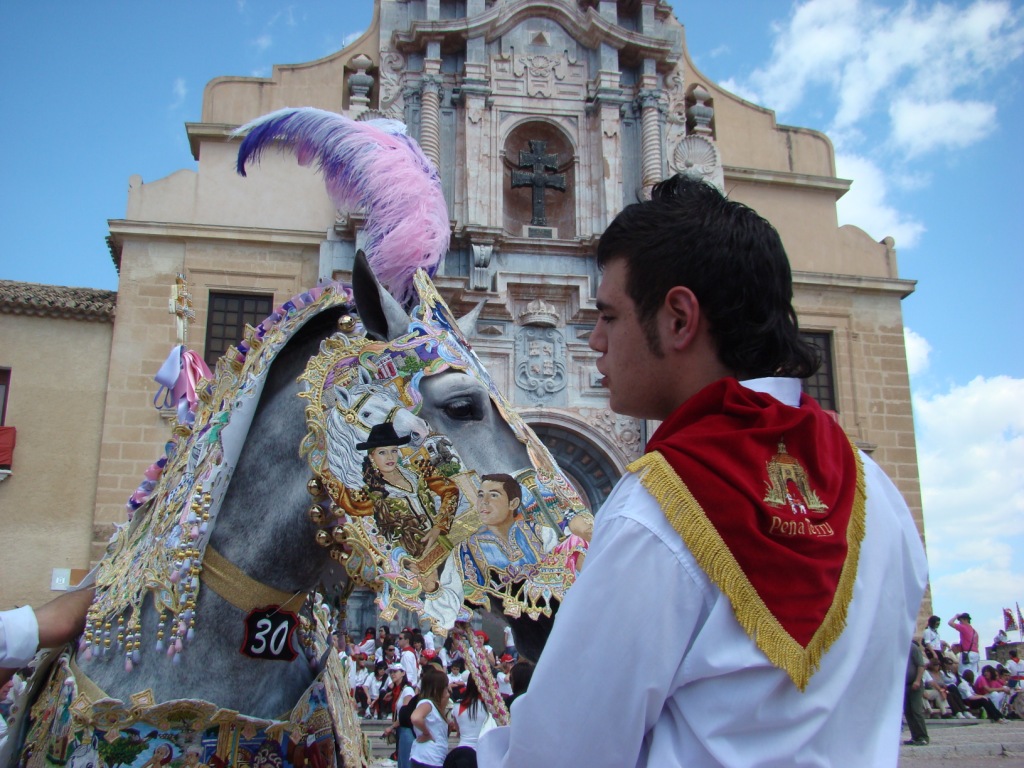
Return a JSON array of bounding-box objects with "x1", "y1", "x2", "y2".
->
[
  {"x1": 420, "y1": 40, "x2": 444, "y2": 168},
  {"x1": 420, "y1": 76, "x2": 443, "y2": 168},
  {"x1": 637, "y1": 89, "x2": 663, "y2": 189}
]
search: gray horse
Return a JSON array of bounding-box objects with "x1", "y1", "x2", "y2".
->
[{"x1": 73, "y1": 255, "x2": 542, "y2": 720}]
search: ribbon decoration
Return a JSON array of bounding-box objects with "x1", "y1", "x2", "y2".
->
[{"x1": 153, "y1": 345, "x2": 213, "y2": 426}]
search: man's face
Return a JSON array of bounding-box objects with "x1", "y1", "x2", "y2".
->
[
  {"x1": 398, "y1": 633, "x2": 409, "y2": 648},
  {"x1": 477, "y1": 480, "x2": 519, "y2": 530},
  {"x1": 590, "y1": 259, "x2": 676, "y2": 420}
]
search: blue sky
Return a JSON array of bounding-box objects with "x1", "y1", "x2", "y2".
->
[{"x1": 1, "y1": 0, "x2": 1022, "y2": 645}]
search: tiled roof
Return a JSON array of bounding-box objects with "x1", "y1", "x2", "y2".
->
[{"x1": 0, "y1": 280, "x2": 117, "y2": 322}]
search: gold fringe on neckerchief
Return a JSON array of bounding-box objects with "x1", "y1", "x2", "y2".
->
[{"x1": 627, "y1": 443, "x2": 866, "y2": 691}]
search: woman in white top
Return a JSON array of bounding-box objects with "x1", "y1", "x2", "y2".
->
[
  {"x1": 410, "y1": 665, "x2": 453, "y2": 768},
  {"x1": 446, "y1": 675, "x2": 489, "y2": 767}
]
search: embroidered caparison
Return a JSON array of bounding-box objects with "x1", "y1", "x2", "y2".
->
[{"x1": 628, "y1": 446, "x2": 866, "y2": 691}]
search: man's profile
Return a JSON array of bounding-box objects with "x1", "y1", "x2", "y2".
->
[{"x1": 477, "y1": 175, "x2": 928, "y2": 767}]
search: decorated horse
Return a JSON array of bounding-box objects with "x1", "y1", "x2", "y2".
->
[{"x1": 3, "y1": 109, "x2": 593, "y2": 768}]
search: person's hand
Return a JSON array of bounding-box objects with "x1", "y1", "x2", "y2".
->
[
  {"x1": 911, "y1": 681, "x2": 921, "y2": 690},
  {"x1": 34, "y1": 588, "x2": 95, "y2": 649},
  {"x1": 568, "y1": 514, "x2": 594, "y2": 541},
  {"x1": 422, "y1": 526, "x2": 442, "y2": 553}
]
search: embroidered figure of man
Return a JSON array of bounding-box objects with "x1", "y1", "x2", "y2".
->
[
  {"x1": 423, "y1": 474, "x2": 586, "y2": 628},
  {"x1": 463, "y1": 474, "x2": 558, "y2": 578},
  {"x1": 477, "y1": 175, "x2": 928, "y2": 767}
]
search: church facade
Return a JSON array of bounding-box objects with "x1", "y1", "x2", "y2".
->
[{"x1": 0, "y1": 0, "x2": 925, "y2": 621}]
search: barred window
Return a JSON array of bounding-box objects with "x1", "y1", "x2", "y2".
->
[
  {"x1": 204, "y1": 292, "x2": 273, "y2": 368},
  {"x1": 800, "y1": 331, "x2": 836, "y2": 412}
]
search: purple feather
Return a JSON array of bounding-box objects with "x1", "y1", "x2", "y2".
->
[{"x1": 235, "y1": 107, "x2": 450, "y2": 304}]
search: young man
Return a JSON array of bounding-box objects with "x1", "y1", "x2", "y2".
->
[
  {"x1": 397, "y1": 630, "x2": 420, "y2": 689},
  {"x1": 477, "y1": 176, "x2": 928, "y2": 766}
]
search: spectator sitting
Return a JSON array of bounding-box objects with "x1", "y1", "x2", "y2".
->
[
  {"x1": 367, "y1": 660, "x2": 389, "y2": 719},
  {"x1": 350, "y1": 653, "x2": 372, "y2": 717},
  {"x1": 1006, "y1": 649, "x2": 1024, "y2": 685},
  {"x1": 448, "y1": 657, "x2": 469, "y2": 703},
  {"x1": 938, "y1": 657, "x2": 975, "y2": 719},
  {"x1": 960, "y1": 670, "x2": 1006, "y2": 722},
  {"x1": 922, "y1": 615, "x2": 946, "y2": 658},
  {"x1": 921, "y1": 659, "x2": 952, "y2": 717},
  {"x1": 994, "y1": 629, "x2": 1009, "y2": 646},
  {"x1": 974, "y1": 666, "x2": 1012, "y2": 713}
]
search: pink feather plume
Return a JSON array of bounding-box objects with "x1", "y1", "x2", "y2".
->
[{"x1": 235, "y1": 107, "x2": 450, "y2": 304}]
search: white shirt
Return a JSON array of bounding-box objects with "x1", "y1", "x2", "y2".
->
[
  {"x1": 1008, "y1": 658, "x2": 1024, "y2": 676},
  {"x1": 922, "y1": 626, "x2": 942, "y2": 652},
  {"x1": 496, "y1": 671, "x2": 513, "y2": 697},
  {"x1": 478, "y1": 378, "x2": 928, "y2": 768},
  {"x1": 401, "y1": 647, "x2": 420, "y2": 688},
  {"x1": 0, "y1": 607, "x2": 38, "y2": 668}
]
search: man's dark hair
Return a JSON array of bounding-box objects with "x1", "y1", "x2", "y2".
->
[
  {"x1": 480, "y1": 473, "x2": 522, "y2": 507},
  {"x1": 596, "y1": 174, "x2": 819, "y2": 379}
]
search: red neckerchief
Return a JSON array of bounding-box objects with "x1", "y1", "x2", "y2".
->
[{"x1": 630, "y1": 377, "x2": 865, "y2": 689}]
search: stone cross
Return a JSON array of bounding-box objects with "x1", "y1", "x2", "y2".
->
[
  {"x1": 169, "y1": 274, "x2": 195, "y2": 346},
  {"x1": 511, "y1": 140, "x2": 566, "y2": 226}
]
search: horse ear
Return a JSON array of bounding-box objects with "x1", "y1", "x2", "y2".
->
[
  {"x1": 352, "y1": 250, "x2": 412, "y2": 341},
  {"x1": 456, "y1": 299, "x2": 488, "y2": 337}
]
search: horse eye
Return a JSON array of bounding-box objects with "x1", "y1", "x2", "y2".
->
[{"x1": 442, "y1": 397, "x2": 483, "y2": 421}]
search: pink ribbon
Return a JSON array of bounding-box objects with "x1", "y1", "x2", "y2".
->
[{"x1": 154, "y1": 346, "x2": 212, "y2": 425}]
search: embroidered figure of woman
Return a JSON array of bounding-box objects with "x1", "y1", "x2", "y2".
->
[{"x1": 338, "y1": 422, "x2": 460, "y2": 570}]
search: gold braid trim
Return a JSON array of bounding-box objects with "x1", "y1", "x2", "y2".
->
[
  {"x1": 627, "y1": 444, "x2": 866, "y2": 691},
  {"x1": 201, "y1": 546, "x2": 307, "y2": 614}
]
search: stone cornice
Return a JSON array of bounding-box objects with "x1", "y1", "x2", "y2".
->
[
  {"x1": 793, "y1": 270, "x2": 917, "y2": 299},
  {"x1": 724, "y1": 165, "x2": 852, "y2": 198},
  {"x1": 392, "y1": 0, "x2": 674, "y2": 60},
  {"x1": 0, "y1": 280, "x2": 116, "y2": 322},
  {"x1": 185, "y1": 123, "x2": 239, "y2": 161},
  {"x1": 107, "y1": 220, "x2": 325, "y2": 247}
]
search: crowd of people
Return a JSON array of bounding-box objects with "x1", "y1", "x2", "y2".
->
[
  {"x1": 904, "y1": 612, "x2": 1023, "y2": 746},
  {"x1": 335, "y1": 624, "x2": 529, "y2": 768}
]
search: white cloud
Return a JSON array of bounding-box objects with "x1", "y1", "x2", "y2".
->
[
  {"x1": 904, "y1": 328, "x2": 931, "y2": 377},
  {"x1": 738, "y1": 0, "x2": 1023, "y2": 147},
  {"x1": 914, "y1": 375, "x2": 1024, "y2": 643},
  {"x1": 718, "y1": 1, "x2": 1022, "y2": 253},
  {"x1": 169, "y1": 78, "x2": 187, "y2": 110},
  {"x1": 252, "y1": 33, "x2": 272, "y2": 52},
  {"x1": 834, "y1": 152, "x2": 925, "y2": 247},
  {"x1": 890, "y1": 99, "x2": 997, "y2": 157}
]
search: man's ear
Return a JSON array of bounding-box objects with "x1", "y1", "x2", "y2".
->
[
  {"x1": 662, "y1": 286, "x2": 700, "y2": 351},
  {"x1": 509, "y1": 496, "x2": 521, "y2": 513}
]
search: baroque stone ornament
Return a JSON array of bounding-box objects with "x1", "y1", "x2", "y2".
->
[
  {"x1": 588, "y1": 409, "x2": 643, "y2": 461},
  {"x1": 671, "y1": 135, "x2": 722, "y2": 186},
  {"x1": 515, "y1": 326, "x2": 567, "y2": 402},
  {"x1": 378, "y1": 49, "x2": 407, "y2": 120}
]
